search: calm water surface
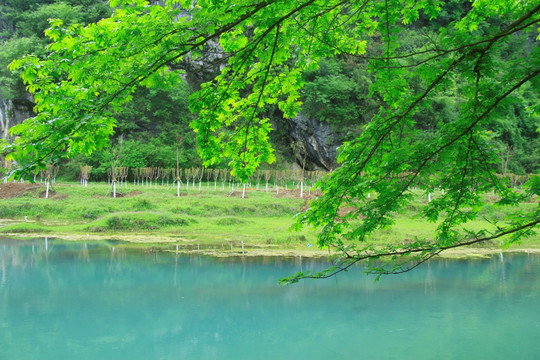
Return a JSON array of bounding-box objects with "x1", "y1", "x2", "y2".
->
[{"x1": 0, "y1": 238, "x2": 539, "y2": 360}]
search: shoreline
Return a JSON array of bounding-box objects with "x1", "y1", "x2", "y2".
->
[
  {"x1": 0, "y1": 182, "x2": 537, "y2": 260},
  {"x1": 2, "y1": 230, "x2": 539, "y2": 259}
]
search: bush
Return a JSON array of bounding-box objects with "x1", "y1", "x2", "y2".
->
[
  {"x1": 81, "y1": 208, "x2": 104, "y2": 220},
  {"x1": 88, "y1": 213, "x2": 195, "y2": 232},
  {"x1": 215, "y1": 217, "x2": 246, "y2": 226},
  {"x1": 133, "y1": 198, "x2": 154, "y2": 210}
]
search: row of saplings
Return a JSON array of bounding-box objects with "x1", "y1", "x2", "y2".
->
[
  {"x1": 81, "y1": 165, "x2": 534, "y2": 200},
  {"x1": 82, "y1": 166, "x2": 329, "y2": 198},
  {"x1": 1, "y1": 161, "x2": 532, "y2": 200}
]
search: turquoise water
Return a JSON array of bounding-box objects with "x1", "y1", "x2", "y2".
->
[{"x1": 1, "y1": 238, "x2": 539, "y2": 360}]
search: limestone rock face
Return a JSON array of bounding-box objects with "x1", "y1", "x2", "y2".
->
[
  {"x1": 0, "y1": 97, "x2": 34, "y2": 140},
  {"x1": 176, "y1": 40, "x2": 227, "y2": 89},
  {"x1": 289, "y1": 113, "x2": 340, "y2": 171}
]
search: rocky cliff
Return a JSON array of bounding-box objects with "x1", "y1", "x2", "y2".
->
[
  {"x1": 0, "y1": 97, "x2": 34, "y2": 140},
  {"x1": 288, "y1": 114, "x2": 340, "y2": 171}
]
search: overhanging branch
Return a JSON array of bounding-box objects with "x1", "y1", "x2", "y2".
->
[{"x1": 298, "y1": 218, "x2": 539, "y2": 281}]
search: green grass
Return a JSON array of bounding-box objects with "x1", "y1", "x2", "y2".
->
[
  {"x1": 0, "y1": 181, "x2": 537, "y2": 252},
  {"x1": 0, "y1": 222, "x2": 51, "y2": 234},
  {"x1": 0, "y1": 182, "x2": 313, "y2": 247}
]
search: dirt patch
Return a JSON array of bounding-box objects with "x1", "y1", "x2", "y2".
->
[
  {"x1": 526, "y1": 195, "x2": 539, "y2": 203},
  {"x1": 226, "y1": 191, "x2": 249, "y2": 198},
  {"x1": 300, "y1": 200, "x2": 358, "y2": 217},
  {"x1": 273, "y1": 189, "x2": 298, "y2": 198},
  {"x1": 103, "y1": 190, "x2": 144, "y2": 198},
  {"x1": 51, "y1": 193, "x2": 69, "y2": 200},
  {"x1": 0, "y1": 183, "x2": 42, "y2": 199},
  {"x1": 273, "y1": 188, "x2": 322, "y2": 199},
  {"x1": 40, "y1": 190, "x2": 57, "y2": 198}
]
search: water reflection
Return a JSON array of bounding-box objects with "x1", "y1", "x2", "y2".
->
[
  {"x1": 0, "y1": 237, "x2": 539, "y2": 360},
  {"x1": 1, "y1": 237, "x2": 538, "y2": 288},
  {"x1": 424, "y1": 260, "x2": 434, "y2": 295}
]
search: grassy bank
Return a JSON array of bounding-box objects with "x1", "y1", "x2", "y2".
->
[{"x1": 0, "y1": 181, "x2": 538, "y2": 256}]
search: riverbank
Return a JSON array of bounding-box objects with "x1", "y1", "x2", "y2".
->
[{"x1": 0, "y1": 181, "x2": 538, "y2": 258}]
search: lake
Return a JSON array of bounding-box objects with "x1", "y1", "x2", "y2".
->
[{"x1": 0, "y1": 238, "x2": 539, "y2": 359}]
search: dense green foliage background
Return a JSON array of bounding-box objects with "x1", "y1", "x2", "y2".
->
[
  {"x1": 0, "y1": 0, "x2": 201, "y2": 179},
  {"x1": 0, "y1": 0, "x2": 537, "y2": 179}
]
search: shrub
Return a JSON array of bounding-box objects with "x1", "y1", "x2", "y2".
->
[
  {"x1": 88, "y1": 213, "x2": 195, "y2": 232},
  {"x1": 133, "y1": 198, "x2": 154, "y2": 210},
  {"x1": 215, "y1": 217, "x2": 246, "y2": 226}
]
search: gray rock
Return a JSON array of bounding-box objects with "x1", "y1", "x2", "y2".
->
[
  {"x1": 0, "y1": 97, "x2": 34, "y2": 140},
  {"x1": 289, "y1": 113, "x2": 340, "y2": 171}
]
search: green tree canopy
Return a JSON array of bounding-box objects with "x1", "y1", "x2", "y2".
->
[
  {"x1": 0, "y1": 0, "x2": 111, "y2": 100},
  {"x1": 3, "y1": 0, "x2": 539, "y2": 281}
]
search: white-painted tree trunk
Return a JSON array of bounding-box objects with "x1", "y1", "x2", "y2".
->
[
  {"x1": 45, "y1": 181, "x2": 50, "y2": 199},
  {"x1": 113, "y1": 181, "x2": 116, "y2": 198},
  {"x1": 300, "y1": 181, "x2": 303, "y2": 198},
  {"x1": 177, "y1": 181, "x2": 180, "y2": 197},
  {"x1": 242, "y1": 183, "x2": 246, "y2": 198}
]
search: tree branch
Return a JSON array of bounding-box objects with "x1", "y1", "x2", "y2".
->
[{"x1": 300, "y1": 218, "x2": 540, "y2": 280}]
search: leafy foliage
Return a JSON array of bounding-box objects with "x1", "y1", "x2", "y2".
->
[
  {"x1": 302, "y1": 58, "x2": 378, "y2": 131},
  {"x1": 0, "y1": 0, "x2": 110, "y2": 100}
]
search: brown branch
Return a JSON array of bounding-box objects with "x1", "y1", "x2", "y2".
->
[
  {"x1": 371, "y1": 17, "x2": 540, "y2": 69},
  {"x1": 241, "y1": 24, "x2": 281, "y2": 165},
  {"x1": 303, "y1": 218, "x2": 540, "y2": 280}
]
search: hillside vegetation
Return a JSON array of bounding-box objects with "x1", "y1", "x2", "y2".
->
[{"x1": 1, "y1": 0, "x2": 537, "y2": 178}]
